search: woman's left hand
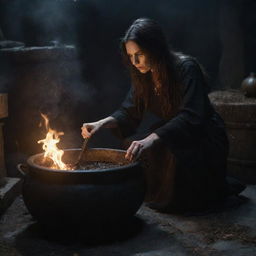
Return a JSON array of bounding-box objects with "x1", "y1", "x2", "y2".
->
[{"x1": 125, "y1": 133, "x2": 160, "y2": 161}]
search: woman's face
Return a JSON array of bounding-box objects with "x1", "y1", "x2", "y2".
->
[{"x1": 125, "y1": 40, "x2": 151, "y2": 73}]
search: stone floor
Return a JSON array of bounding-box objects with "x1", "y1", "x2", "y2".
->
[{"x1": 0, "y1": 186, "x2": 256, "y2": 256}]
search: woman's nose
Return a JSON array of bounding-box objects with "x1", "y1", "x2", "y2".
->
[{"x1": 132, "y1": 55, "x2": 139, "y2": 65}]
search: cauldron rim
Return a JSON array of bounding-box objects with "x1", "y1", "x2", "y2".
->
[{"x1": 27, "y1": 148, "x2": 139, "y2": 174}]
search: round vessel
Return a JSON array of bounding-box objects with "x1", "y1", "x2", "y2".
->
[{"x1": 19, "y1": 148, "x2": 145, "y2": 230}]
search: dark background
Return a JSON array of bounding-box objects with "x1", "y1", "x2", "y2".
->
[
  {"x1": 1, "y1": 0, "x2": 255, "y2": 88},
  {"x1": 0, "y1": 0, "x2": 255, "y2": 175}
]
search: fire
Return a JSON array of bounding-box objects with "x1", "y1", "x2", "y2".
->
[{"x1": 38, "y1": 114, "x2": 71, "y2": 170}]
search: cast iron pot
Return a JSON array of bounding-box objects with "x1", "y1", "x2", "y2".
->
[{"x1": 18, "y1": 148, "x2": 145, "y2": 229}]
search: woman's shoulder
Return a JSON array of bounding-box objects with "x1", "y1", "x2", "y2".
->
[
  {"x1": 173, "y1": 52, "x2": 210, "y2": 91},
  {"x1": 174, "y1": 52, "x2": 206, "y2": 78},
  {"x1": 175, "y1": 52, "x2": 199, "y2": 69}
]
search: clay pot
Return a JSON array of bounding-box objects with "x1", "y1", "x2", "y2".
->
[{"x1": 241, "y1": 72, "x2": 256, "y2": 97}]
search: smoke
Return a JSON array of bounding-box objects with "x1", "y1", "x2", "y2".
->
[{"x1": 0, "y1": 0, "x2": 77, "y2": 45}]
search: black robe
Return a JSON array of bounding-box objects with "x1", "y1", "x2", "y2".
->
[{"x1": 111, "y1": 56, "x2": 229, "y2": 212}]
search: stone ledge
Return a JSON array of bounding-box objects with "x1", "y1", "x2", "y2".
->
[{"x1": 0, "y1": 177, "x2": 22, "y2": 216}]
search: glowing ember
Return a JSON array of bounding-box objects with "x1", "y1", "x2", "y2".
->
[{"x1": 38, "y1": 114, "x2": 71, "y2": 170}]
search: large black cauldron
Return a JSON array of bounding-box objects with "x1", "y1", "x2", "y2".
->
[{"x1": 19, "y1": 148, "x2": 145, "y2": 230}]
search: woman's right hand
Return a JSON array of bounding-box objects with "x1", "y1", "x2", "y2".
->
[
  {"x1": 81, "y1": 121, "x2": 103, "y2": 139},
  {"x1": 81, "y1": 116, "x2": 118, "y2": 139}
]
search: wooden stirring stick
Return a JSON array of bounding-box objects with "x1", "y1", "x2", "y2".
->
[{"x1": 73, "y1": 138, "x2": 89, "y2": 169}]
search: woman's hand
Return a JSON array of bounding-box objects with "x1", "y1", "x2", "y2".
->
[
  {"x1": 81, "y1": 121, "x2": 103, "y2": 139},
  {"x1": 81, "y1": 116, "x2": 118, "y2": 139},
  {"x1": 125, "y1": 133, "x2": 160, "y2": 161}
]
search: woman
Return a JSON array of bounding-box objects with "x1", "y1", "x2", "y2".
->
[{"x1": 81, "y1": 18, "x2": 244, "y2": 213}]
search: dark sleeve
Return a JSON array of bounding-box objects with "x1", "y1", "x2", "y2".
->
[
  {"x1": 154, "y1": 59, "x2": 210, "y2": 152},
  {"x1": 111, "y1": 88, "x2": 144, "y2": 137}
]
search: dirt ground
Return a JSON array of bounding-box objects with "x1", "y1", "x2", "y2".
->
[{"x1": 1, "y1": 186, "x2": 256, "y2": 256}]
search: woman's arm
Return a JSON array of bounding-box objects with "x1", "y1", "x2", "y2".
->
[
  {"x1": 82, "y1": 88, "x2": 144, "y2": 139},
  {"x1": 125, "y1": 132, "x2": 160, "y2": 161},
  {"x1": 126, "y1": 59, "x2": 210, "y2": 161},
  {"x1": 81, "y1": 116, "x2": 118, "y2": 138},
  {"x1": 110, "y1": 87, "x2": 144, "y2": 138},
  {"x1": 154, "y1": 59, "x2": 211, "y2": 153},
  {"x1": 97, "y1": 116, "x2": 118, "y2": 128}
]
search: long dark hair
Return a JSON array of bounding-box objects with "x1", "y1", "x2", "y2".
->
[{"x1": 121, "y1": 18, "x2": 182, "y2": 118}]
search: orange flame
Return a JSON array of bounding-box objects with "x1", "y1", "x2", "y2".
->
[{"x1": 38, "y1": 114, "x2": 71, "y2": 170}]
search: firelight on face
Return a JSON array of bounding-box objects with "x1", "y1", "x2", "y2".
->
[{"x1": 125, "y1": 40, "x2": 151, "y2": 73}]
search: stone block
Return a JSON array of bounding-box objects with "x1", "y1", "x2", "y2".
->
[{"x1": 0, "y1": 177, "x2": 22, "y2": 216}]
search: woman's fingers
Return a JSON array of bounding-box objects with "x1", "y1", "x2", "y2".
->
[
  {"x1": 81, "y1": 124, "x2": 93, "y2": 138},
  {"x1": 132, "y1": 144, "x2": 142, "y2": 160},
  {"x1": 125, "y1": 142, "x2": 142, "y2": 161},
  {"x1": 81, "y1": 122, "x2": 102, "y2": 138},
  {"x1": 81, "y1": 129, "x2": 89, "y2": 139}
]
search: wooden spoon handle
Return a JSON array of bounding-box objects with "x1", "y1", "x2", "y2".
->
[{"x1": 74, "y1": 138, "x2": 89, "y2": 168}]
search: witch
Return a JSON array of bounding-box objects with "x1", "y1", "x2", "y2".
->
[{"x1": 81, "y1": 18, "x2": 245, "y2": 213}]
